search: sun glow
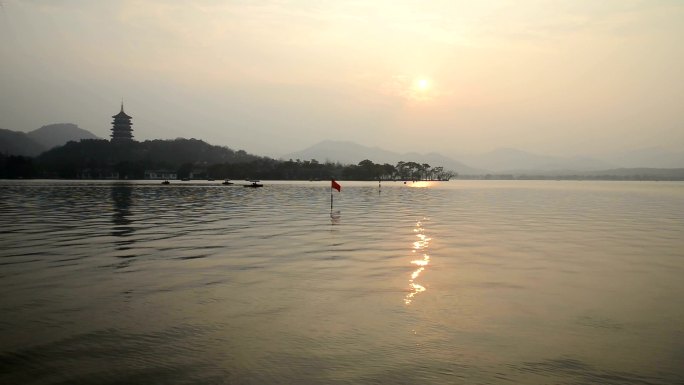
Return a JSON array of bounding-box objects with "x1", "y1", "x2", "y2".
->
[
  {"x1": 382, "y1": 74, "x2": 436, "y2": 103},
  {"x1": 417, "y1": 78, "x2": 429, "y2": 91},
  {"x1": 406, "y1": 76, "x2": 434, "y2": 103}
]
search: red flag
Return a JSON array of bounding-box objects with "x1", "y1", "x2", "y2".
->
[{"x1": 331, "y1": 179, "x2": 341, "y2": 192}]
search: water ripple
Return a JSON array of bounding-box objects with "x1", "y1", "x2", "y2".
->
[{"x1": 1, "y1": 180, "x2": 683, "y2": 384}]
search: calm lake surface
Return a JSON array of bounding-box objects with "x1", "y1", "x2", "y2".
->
[{"x1": 1, "y1": 180, "x2": 683, "y2": 384}]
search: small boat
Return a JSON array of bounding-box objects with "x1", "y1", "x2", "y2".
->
[
  {"x1": 181, "y1": 178, "x2": 190, "y2": 181},
  {"x1": 222, "y1": 179, "x2": 234, "y2": 185},
  {"x1": 161, "y1": 180, "x2": 170, "y2": 185},
  {"x1": 244, "y1": 180, "x2": 263, "y2": 188}
]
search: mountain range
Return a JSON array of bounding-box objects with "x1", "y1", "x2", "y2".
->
[
  {"x1": 281, "y1": 140, "x2": 486, "y2": 174},
  {"x1": 456, "y1": 148, "x2": 617, "y2": 174},
  {"x1": 1, "y1": 124, "x2": 99, "y2": 157},
  {"x1": 281, "y1": 140, "x2": 684, "y2": 175},
  {"x1": 604, "y1": 147, "x2": 684, "y2": 169}
]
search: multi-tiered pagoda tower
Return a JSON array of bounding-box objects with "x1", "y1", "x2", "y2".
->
[{"x1": 110, "y1": 102, "x2": 134, "y2": 142}]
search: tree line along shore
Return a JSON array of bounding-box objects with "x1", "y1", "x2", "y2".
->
[{"x1": 0, "y1": 138, "x2": 456, "y2": 181}]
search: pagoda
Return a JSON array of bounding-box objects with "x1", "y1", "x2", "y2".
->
[{"x1": 110, "y1": 101, "x2": 134, "y2": 142}]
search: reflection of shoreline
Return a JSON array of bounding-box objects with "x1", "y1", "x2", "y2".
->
[
  {"x1": 405, "y1": 218, "x2": 431, "y2": 305},
  {"x1": 111, "y1": 183, "x2": 135, "y2": 245}
]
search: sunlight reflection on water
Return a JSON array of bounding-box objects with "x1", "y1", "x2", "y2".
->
[
  {"x1": 405, "y1": 218, "x2": 431, "y2": 305},
  {"x1": 408, "y1": 181, "x2": 434, "y2": 188}
]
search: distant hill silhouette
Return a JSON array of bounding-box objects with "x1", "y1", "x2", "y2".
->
[
  {"x1": 1, "y1": 123, "x2": 99, "y2": 156},
  {"x1": 28, "y1": 123, "x2": 99, "y2": 150},
  {"x1": 0, "y1": 128, "x2": 46, "y2": 156},
  {"x1": 458, "y1": 147, "x2": 617, "y2": 173},
  {"x1": 281, "y1": 141, "x2": 684, "y2": 178},
  {"x1": 605, "y1": 147, "x2": 684, "y2": 169},
  {"x1": 509, "y1": 167, "x2": 684, "y2": 180},
  {"x1": 37, "y1": 138, "x2": 265, "y2": 178},
  {"x1": 584, "y1": 168, "x2": 684, "y2": 179},
  {"x1": 281, "y1": 140, "x2": 485, "y2": 174}
]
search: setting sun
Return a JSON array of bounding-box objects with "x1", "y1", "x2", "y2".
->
[
  {"x1": 394, "y1": 76, "x2": 434, "y2": 103},
  {"x1": 417, "y1": 78, "x2": 429, "y2": 91}
]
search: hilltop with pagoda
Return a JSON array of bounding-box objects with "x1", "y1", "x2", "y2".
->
[{"x1": 1, "y1": 100, "x2": 460, "y2": 181}]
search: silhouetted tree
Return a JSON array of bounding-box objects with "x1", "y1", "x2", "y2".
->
[{"x1": 0, "y1": 155, "x2": 36, "y2": 178}]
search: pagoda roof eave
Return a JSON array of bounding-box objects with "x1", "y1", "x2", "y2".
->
[{"x1": 112, "y1": 111, "x2": 132, "y2": 118}]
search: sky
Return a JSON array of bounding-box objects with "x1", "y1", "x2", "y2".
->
[{"x1": 1, "y1": 0, "x2": 683, "y2": 159}]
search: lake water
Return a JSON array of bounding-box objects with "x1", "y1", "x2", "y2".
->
[{"x1": 1, "y1": 180, "x2": 683, "y2": 384}]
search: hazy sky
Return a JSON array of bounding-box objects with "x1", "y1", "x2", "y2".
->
[{"x1": 1, "y1": 0, "x2": 682, "y2": 158}]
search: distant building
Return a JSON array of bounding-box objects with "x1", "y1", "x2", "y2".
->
[
  {"x1": 189, "y1": 168, "x2": 208, "y2": 179},
  {"x1": 144, "y1": 170, "x2": 177, "y2": 180},
  {"x1": 111, "y1": 101, "x2": 134, "y2": 142},
  {"x1": 78, "y1": 168, "x2": 119, "y2": 179}
]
